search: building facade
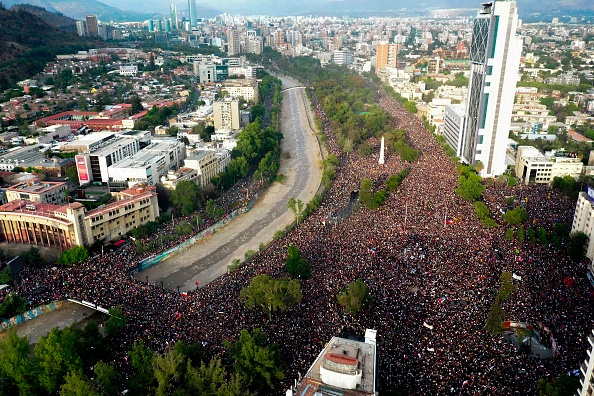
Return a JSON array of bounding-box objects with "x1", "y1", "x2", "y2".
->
[
  {"x1": 375, "y1": 43, "x2": 401, "y2": 73},
  {"x1": 461, "y1": 0, "x2": 522, "y2": 177},
  {"x1": 443, "y1": 104, "x2": 466, "y2": 158},
  {"x1": 0, "y1": 185, "x2": 159, "y2": 249},
  {"x1": 213, "y1": 98, "x2": 240, "y2": 130},
  {"x1": 184, "y1": 151, "x2": 219, "y2": 187},
  {"x1": 85, "y1": 15, "x2": 99, "y2": 37},
  {"x1": 571, "y1": 189, "x2": 594, "y2": 260},
  {"x1": 515, "y1": 146, "x2": 583, "y2": 184},
  {"x1": 578, "y1": 329, "x2": 594, "y2": 396},
  {"x1": 6, "y1": 180, "x2": 68, "y2": 206}
]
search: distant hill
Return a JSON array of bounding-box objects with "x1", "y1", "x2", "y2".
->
[
  {"x1": 0, "y1": 0, "x2": 162, "y2": 21},
  {"x1": 10, "y1": 4, "x2": 77, "y2": 32},
  {"x1": 0, "y1": 4, "x2": 100, "y2": 90}
]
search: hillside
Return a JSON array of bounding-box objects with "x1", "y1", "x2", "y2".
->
[
  {"x1": 10, "y1": 4, "x2": 77, "y2": 32},
  {"x1": 0, "y1": 5, "x2": 99, "y2": 90},
  {"x1": 1, "y1": 0, "x2": 163, "y2": 21}
]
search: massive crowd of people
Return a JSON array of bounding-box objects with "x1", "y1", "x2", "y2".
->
[{"x1": 10, "y1": 89, "x2": 594, "y2": 395}]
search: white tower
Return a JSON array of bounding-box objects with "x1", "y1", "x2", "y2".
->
[
  {"x1": 461, "y1": 1, "x2": 522, "y2": 177},
  {"x1": 378, "y1": 136, "x2": 385, "y2": 165}
]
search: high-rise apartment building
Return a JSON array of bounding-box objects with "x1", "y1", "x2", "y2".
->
[
  {"x1": 76, "y1": 20, "x2": 88, "y2": 37},
  {"x1": 227, "y1": 28, "x2": 241, "y2": 56},
  {"x1": 86, "y1": 15, "x2": 99, "y2": 37},
  {"x1": 375, "y1": 43, "x2": 401, "y2": 73},
  {"x1": 188, "y1": 0, "x2": 198, "y2": 27},
  {"x1": 460, "y1": 0, "x2": 522, "y2": 177},
  {"x1": 213, "y1": 98, "x2": 240, "y2": 131}
]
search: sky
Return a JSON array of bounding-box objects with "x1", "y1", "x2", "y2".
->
[{"x1": 98, "y1": 0, "x2": 594, "y2": 15}]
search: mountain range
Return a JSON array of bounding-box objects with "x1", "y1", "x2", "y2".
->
[{"x1": 1, "y1": 0, "x2": 593, "y2": 22}]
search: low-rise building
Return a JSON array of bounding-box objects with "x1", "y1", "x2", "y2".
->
[
  {"x1": 0, "y1": 185, "x2": 159, "y2": 249},
  {"x1": 184, "y1": 150, "x2": 219, "y2": 187},
  {"x1": 6, "y1": 180, "x2": 68, "y2": 206},
  {"x1": 515, "y1": 146, "x2": 583, "y2": 184},
  {"x1": 443, "y1": 104, "x2": 466, "y2": 157}
]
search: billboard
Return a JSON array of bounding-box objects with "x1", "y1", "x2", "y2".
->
[{"x1": 75, "y1": 155, "x2": 90, "y2": 182}]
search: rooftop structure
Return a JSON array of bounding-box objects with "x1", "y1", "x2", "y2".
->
[{"x1": 292, "y1": 330, "x2": 377, "y2": 396}]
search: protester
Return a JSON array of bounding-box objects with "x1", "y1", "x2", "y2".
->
[{"x1": 12, "y1": 92, "x2": 593, "y2": 395}]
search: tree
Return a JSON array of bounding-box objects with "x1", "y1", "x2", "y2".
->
[
  {"x1": 130, "y1": 95, "x2": 144, "y2": 115},
  {"x1": 0, "y1": 330, "x2": 34, "y2": 395},
  {"x1": 485, "y1": 296, "x2": 504, "y2": 336},
  {"x1": 503, "y1": 207, "x2": 528, "y2": 225},
  {"x1": 153, "y1": 344, "x2": 185, "y2": 396},
  {"x1": 536, "y1": 374, "x2": 580, "y2": 396},
  {"x1": 57, "y1": 246, "x2": 88, "y2": 266},
  {"x1": 34, "y1": 327, "x2": 83, "y2": 394},
  {"x1": 60, "y1": 370, "x2": 98, "y2": 396},
  {"x1": 223, "y1": 329, "x2": 284, "y2": 393},
  {"x1": 175, "y1": 221, "x2": 194, "y2": 236},
  {"x1": 568, "y1": 231, "x2": 588, "y2": 261},
  {"x1": 186, "y1": 357, "x2": 250, "y2": 396},
  {"x1": 104, "y1": 306, "x2": 127, "y2": 337},
  {"x1": 286, "y1": 244, "x2": 311, "y2": 279},
  {"x1": 21, "y1": 246, "x2": 43, "y2": 267},
  {"x1": 127, "y1": 340, "x2": 155, "y2": 395},
  {"x1": 240, "y1": 274, "x2": 302, "y2": 320},
  {"x1": 359, "y1": 178, "x2": 373, "y2": 207},
  {"x1": 287, "y1": 197, "x2": 305, "y2": 225},
  {"x1": 205, "y1": 199, "x2": 223, "y2": 219},
  {"x1": 77, "y1": 96, "x2": 88, "y2": 111},
  {"x1": 0, "y1": 293, "x2": 26, "y2": 319},
  {"x1": 170, "y1": 180, "x2": 200, "y2": 215},
  {"x1": 455, "y1": 172, "x2": 485, "y2": 202},
  {"x1": 337, "y1": 279, "x2": 371, "y2": 316}
]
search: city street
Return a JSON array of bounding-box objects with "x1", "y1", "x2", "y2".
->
[{"x1": 137, "y1": 76, "x2": 323, "y2": 291}]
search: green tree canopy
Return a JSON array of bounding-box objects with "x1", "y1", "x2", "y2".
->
[
  {"x1": 568, "y1": 231, "x2": 588, "y2": 261},
  {"x1": 57, "y1": 246, "x2": 89, "y2": 267},
  {"x1": 0, "y1": 293, "x2": 26, "y2": 319},
  {"x1": 503, "y1": 207, "x2": 528, "y2": 225},
  {"x1": 286, "y1": 244, "x2": 311, "y2": 279},
  {"x1": 104, "y1": 306, "x2": 127, "y2": 337},
  {"x1": 240, "y1": 274, "x2": 302, "y2": 319},
  {"x1": 337, "y1": 279, "x2": 371, "y2": 316},
  {"x1": 0, "y1": 330, "x2": 34, "y2": 395},
  {"x1": 455, "y1": 172, "x2": 485, "y2": 202},
  {"x1": 170, "y1": 180, "x2": 201, "y2": 215},
  {"x1": 223, "y1": 329, "x2": 284, "y2": 393}
]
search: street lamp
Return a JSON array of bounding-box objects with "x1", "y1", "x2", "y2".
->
[{"x1": 145, "y1": 276, "x2": 149, "y2": 284}]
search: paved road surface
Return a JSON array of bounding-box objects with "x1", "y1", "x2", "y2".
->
[
  {"x1": 138, "y1": 76, "x2": 323, "y2": 291},
  {"x1": 0, "y1": 302, "x2": 99, "y2": 345}
]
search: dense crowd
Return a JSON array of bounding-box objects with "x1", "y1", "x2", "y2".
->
[{"x1": 11, "y1": 89, "x2": 594, "y2": 395}]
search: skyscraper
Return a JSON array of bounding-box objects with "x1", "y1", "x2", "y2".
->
[
  {"x1": 170, "y1": 4, "x2": 178, "y2": 30},
  {"x1": 86, "y1": 15, "x2": 99, "y2": 37},
  {"x1": 227, "y1": 28, "x2": 241, "y2": 56},
  {"x1": 188, "y1": 0, "x2": 197, "y2": 27},
  {"x1": 460, "y1": 1, "x2": 522, "y2": 177}
]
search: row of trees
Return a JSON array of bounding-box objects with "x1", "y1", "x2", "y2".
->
[
  {"x1": 485, "y1": 272, "x2": 516, "y2": 336},
  {"x1": 359, "y1": 169, "x2": 410, "y2": 210}
]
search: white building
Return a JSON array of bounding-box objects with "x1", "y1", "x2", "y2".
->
[
  {"x1": 213, "y1": 98, "x2": 240, "y2": 131},
  {"x1": 443, "y1": 104, "x2": 466, "y2": 157},
  {"x1": 515, "y1": 146, "x2": 583, "y2": 185},
  {"x1": 332, "y1": 50, "x2": 354, "y2": 66},
  {"x1": 578, "y1": 329, "x2": 594, "y2": 396},
  {"x1": 221, "y1": 79, "x2": 259, "y2": 103},
  {"x1": 119, "y1": 65, "x2": 139, "y2": 76},
  {"x1": 184, "y1": 150, "x2": 219, "y2": 187},
  {"x1": 461, "y1": 0, "x2": 523, "y2": 177},
  {"x1": 107, "y1": 139, "x2": 186, "y2": 188},
  {"x1": 36, "y1": 125, "x2": 71, "y2": 144},
  {"x1": 571, "y1": 187, "x2": 594, "y2": 260}
]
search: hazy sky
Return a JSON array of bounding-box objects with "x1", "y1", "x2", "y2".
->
[{"x1": 98, "y1": 0, "x2": 594, "y2": 15}]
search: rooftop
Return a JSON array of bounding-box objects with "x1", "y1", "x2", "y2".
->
[
  {"x1": 7, "y1": 180, "x2": 66, "y2": 194},
  {"x1": 295, "y1": 335, "x2": 376, "y2": 396}
]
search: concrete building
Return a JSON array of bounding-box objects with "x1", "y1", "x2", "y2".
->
[
  {"x1": 188, "y1": 0, "x2": 197, "y2": 27},
  {"x1": 246, "y1": 37, "x2": 263, "y2": 54},
  {"x1": 443, "y1": 104, "x2": 466, "y2": 157},
  {"x1": 36, "y1": 125, "x2": 71, "y2": 144},
  {"x1": 0, "y1": 185, "x2": 158, "y2": 249},
  {"x1": 515, "y1": 146, "x2": 583, "y2": 184},
  {"x1": 161, "y1": 167, "x2": 199, "y2": 189},
  {"x1": 578, "y1": 329, "x2": 594, "y2": 396},
  {"x1": 184, "y1": 150, "x2": 219, "y2": 187},
  {"x1": 461, "y1": 0, "x2": 522, "y2": 177},
  {"x1": 221, "y1": 79, "x2": 259, "y2": 103},
  {"x1": 290, "y1": 330, "x2": 377, "y2": 396},
  {"x1": 76, "y1": 20, "x2": 88, "y2": 37},
  {"x1": 332, "y1": 50, "x2": 354, "y2": 66},
  {"x1": 213, "y1": 98, "x2": 240, "y2": 131},
  {"x1": 6, "y1": 180, "x2": 68, "y2": 206},
  {"x1": 227, "y1": 28, "x2": 241, "y2": 56},
  {"x1": 375, "y1": 43, "x2": 401, "y2": 73},
  {"x1": 107, "y1": 139, "x2": 186, "y2": 188},
  {"x1": 85, "y1": 15, "x2": 99, "y2": 37},
  {"x1": 571, "y1": 187, "x2": 594, "y2": 260}
]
